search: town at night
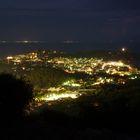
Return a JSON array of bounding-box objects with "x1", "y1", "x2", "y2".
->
[
  {"x1": 1, "y1": 49, "x2": 139, "y2": 103},
  {"x1": 1, "y1": 0, "x2": 140, "y2": 139}
]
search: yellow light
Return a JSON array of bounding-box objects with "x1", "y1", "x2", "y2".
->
[
  {"x1": 48, "y1": 87, "x2": 65, "y2": 92},
  {"x1": 63, "y1": 80, "x2": 81, "y2": 87},
  {"x1": 37, "y1": 92, "x2": 78, "y2": 102},
  {"x1": 22, "y1": 67, "x2": 25, "y2": 70},
  {"x1": 102, "y1": 61, "x2": 124, "y2": 69},
  {"x1": 130, "y1": 76, "x2": 138, "y2": 80},
  {"x1": 7, "y1": 56, "x2": 13, "y2": 60},
  {"x1": 93, "y1": 77, "x2": 114, "y2": 85},
  {"x1": 14, "y1": 59, "x2": 21, "y2": 63}
]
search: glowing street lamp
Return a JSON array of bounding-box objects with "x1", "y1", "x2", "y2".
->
[
  {"x1": 121, "y1": 47, "x2": 127, "y2": 52},
  {"x1": 6, "y1": 56, "x2": 13, "y2": 64}
]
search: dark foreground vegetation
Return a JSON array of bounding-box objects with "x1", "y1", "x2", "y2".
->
[{"x1": 0, "y1": 73, "x2": 140, "y2": 139}]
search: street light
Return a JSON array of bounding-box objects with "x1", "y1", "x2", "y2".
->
[
  {"x1": 6, "y1": 56, "x2": 13, "y2": 64},
  {"x1": 121, "y1": 47, "x2": 127, "y2": 52}
]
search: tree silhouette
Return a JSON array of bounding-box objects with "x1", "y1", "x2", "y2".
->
[{"x1": 0, "y1": 73, "x2": 33, "y2": 122}]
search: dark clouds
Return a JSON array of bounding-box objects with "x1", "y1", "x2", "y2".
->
[
  {"x1": 0, "y1": 0, "x2": 140, "y2": 42},
  {"x1": 85, "y1": 0, "x2": 140, "y2": 11},
  {"x1": 0, "y1": 0, "x2": 140, "y2": 11}
]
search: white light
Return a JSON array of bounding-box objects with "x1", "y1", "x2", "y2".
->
[
  {"x1": 7, "y1": 56, "x2": 13, "y2": 60},
  {"x1": 121, "y1": 48, "x2": 126, "y2": 52},
  {"x1": 38, "y1": 92, "x2": 78, "y2": 102}
]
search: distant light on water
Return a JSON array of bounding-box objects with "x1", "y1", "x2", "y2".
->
[{"x1": 24, "y1": 40, "x2": 29, "y2": 43}]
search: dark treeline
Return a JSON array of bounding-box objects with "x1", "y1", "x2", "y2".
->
[
  {"x1": 1, "y1": 73, "x2": 140, "y2": 139},
  {"x1": 17, "y1": 66, "x2": 89, "y2": 89}
]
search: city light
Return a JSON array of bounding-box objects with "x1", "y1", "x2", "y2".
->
[
  {"x1": 6, "y1": 56, "x2": 13, "y2": 60},
  {"x1": 63, "y1": 80, "x2": 81, "y2": 87},
  {"x1": 3, "y1": 51, "x2": 140, "y2": 105},
  {"x1": 36, "y1": 92, "x2": 78, "y2": 102},
  {"x1": 48, "y1": 87, "x2": 65, "y2": 92},
  {"x1": 121, "y1": 47, "x2": 127, "y2": 52},
  {"x1": 6, "y1": 56, "x2": 13, "y2": 64},
  {"x1": 93, "y1": 77, "x2": 114, "y2": 86}
]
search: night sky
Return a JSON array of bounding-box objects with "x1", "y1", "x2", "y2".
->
[{"x1": 0, "y1": 0, "x2": 140, "y2": 43}]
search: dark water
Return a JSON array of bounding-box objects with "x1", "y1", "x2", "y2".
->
[
  {"x1": 0, "y1": 42, "x2": 61, "y2": 58},
  {"x1": 0, "y1": 41, "x2": 137, "y2": 58},
  {"x1": 0, "y1": 42, "x2": 93, "y2": 58}
]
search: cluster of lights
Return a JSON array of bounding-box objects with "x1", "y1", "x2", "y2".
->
[
  {"x1": 62, "y1": 80, "x2": 81, "y2": 87},
  {"x1": 101, "y1": 61, "x2": 133, "y2": 76},
  {"x1": 47, "y1": 87, "x2": 65, "y2": 92},
  {"x1": 6, "y1": 52, "x2": 41, "y2": 64},
  {"x1": 129, "y1": 76, "x2": 138, "y2": 80},
  {"x1": 48, "y1": 57, "x2": 103, "y2": 74},
  {"x1": 93, "y1": 77, "x2": 114, "y2": 86},
  {"x1": 6, "y1": 52, "x2": 137, "y2": 78},
  {"x1": 36, "y1": 92, "x2": 78, "y2": 102},
  {"x1": 48, "y1": 57, "x2": 136, "y2": 77},
  {"x1": 102, "y1": 61, "x2": 124, "y2": 69},
  {"x1": 4, "y1": 51, "x2": 140, "y2": 105}
]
